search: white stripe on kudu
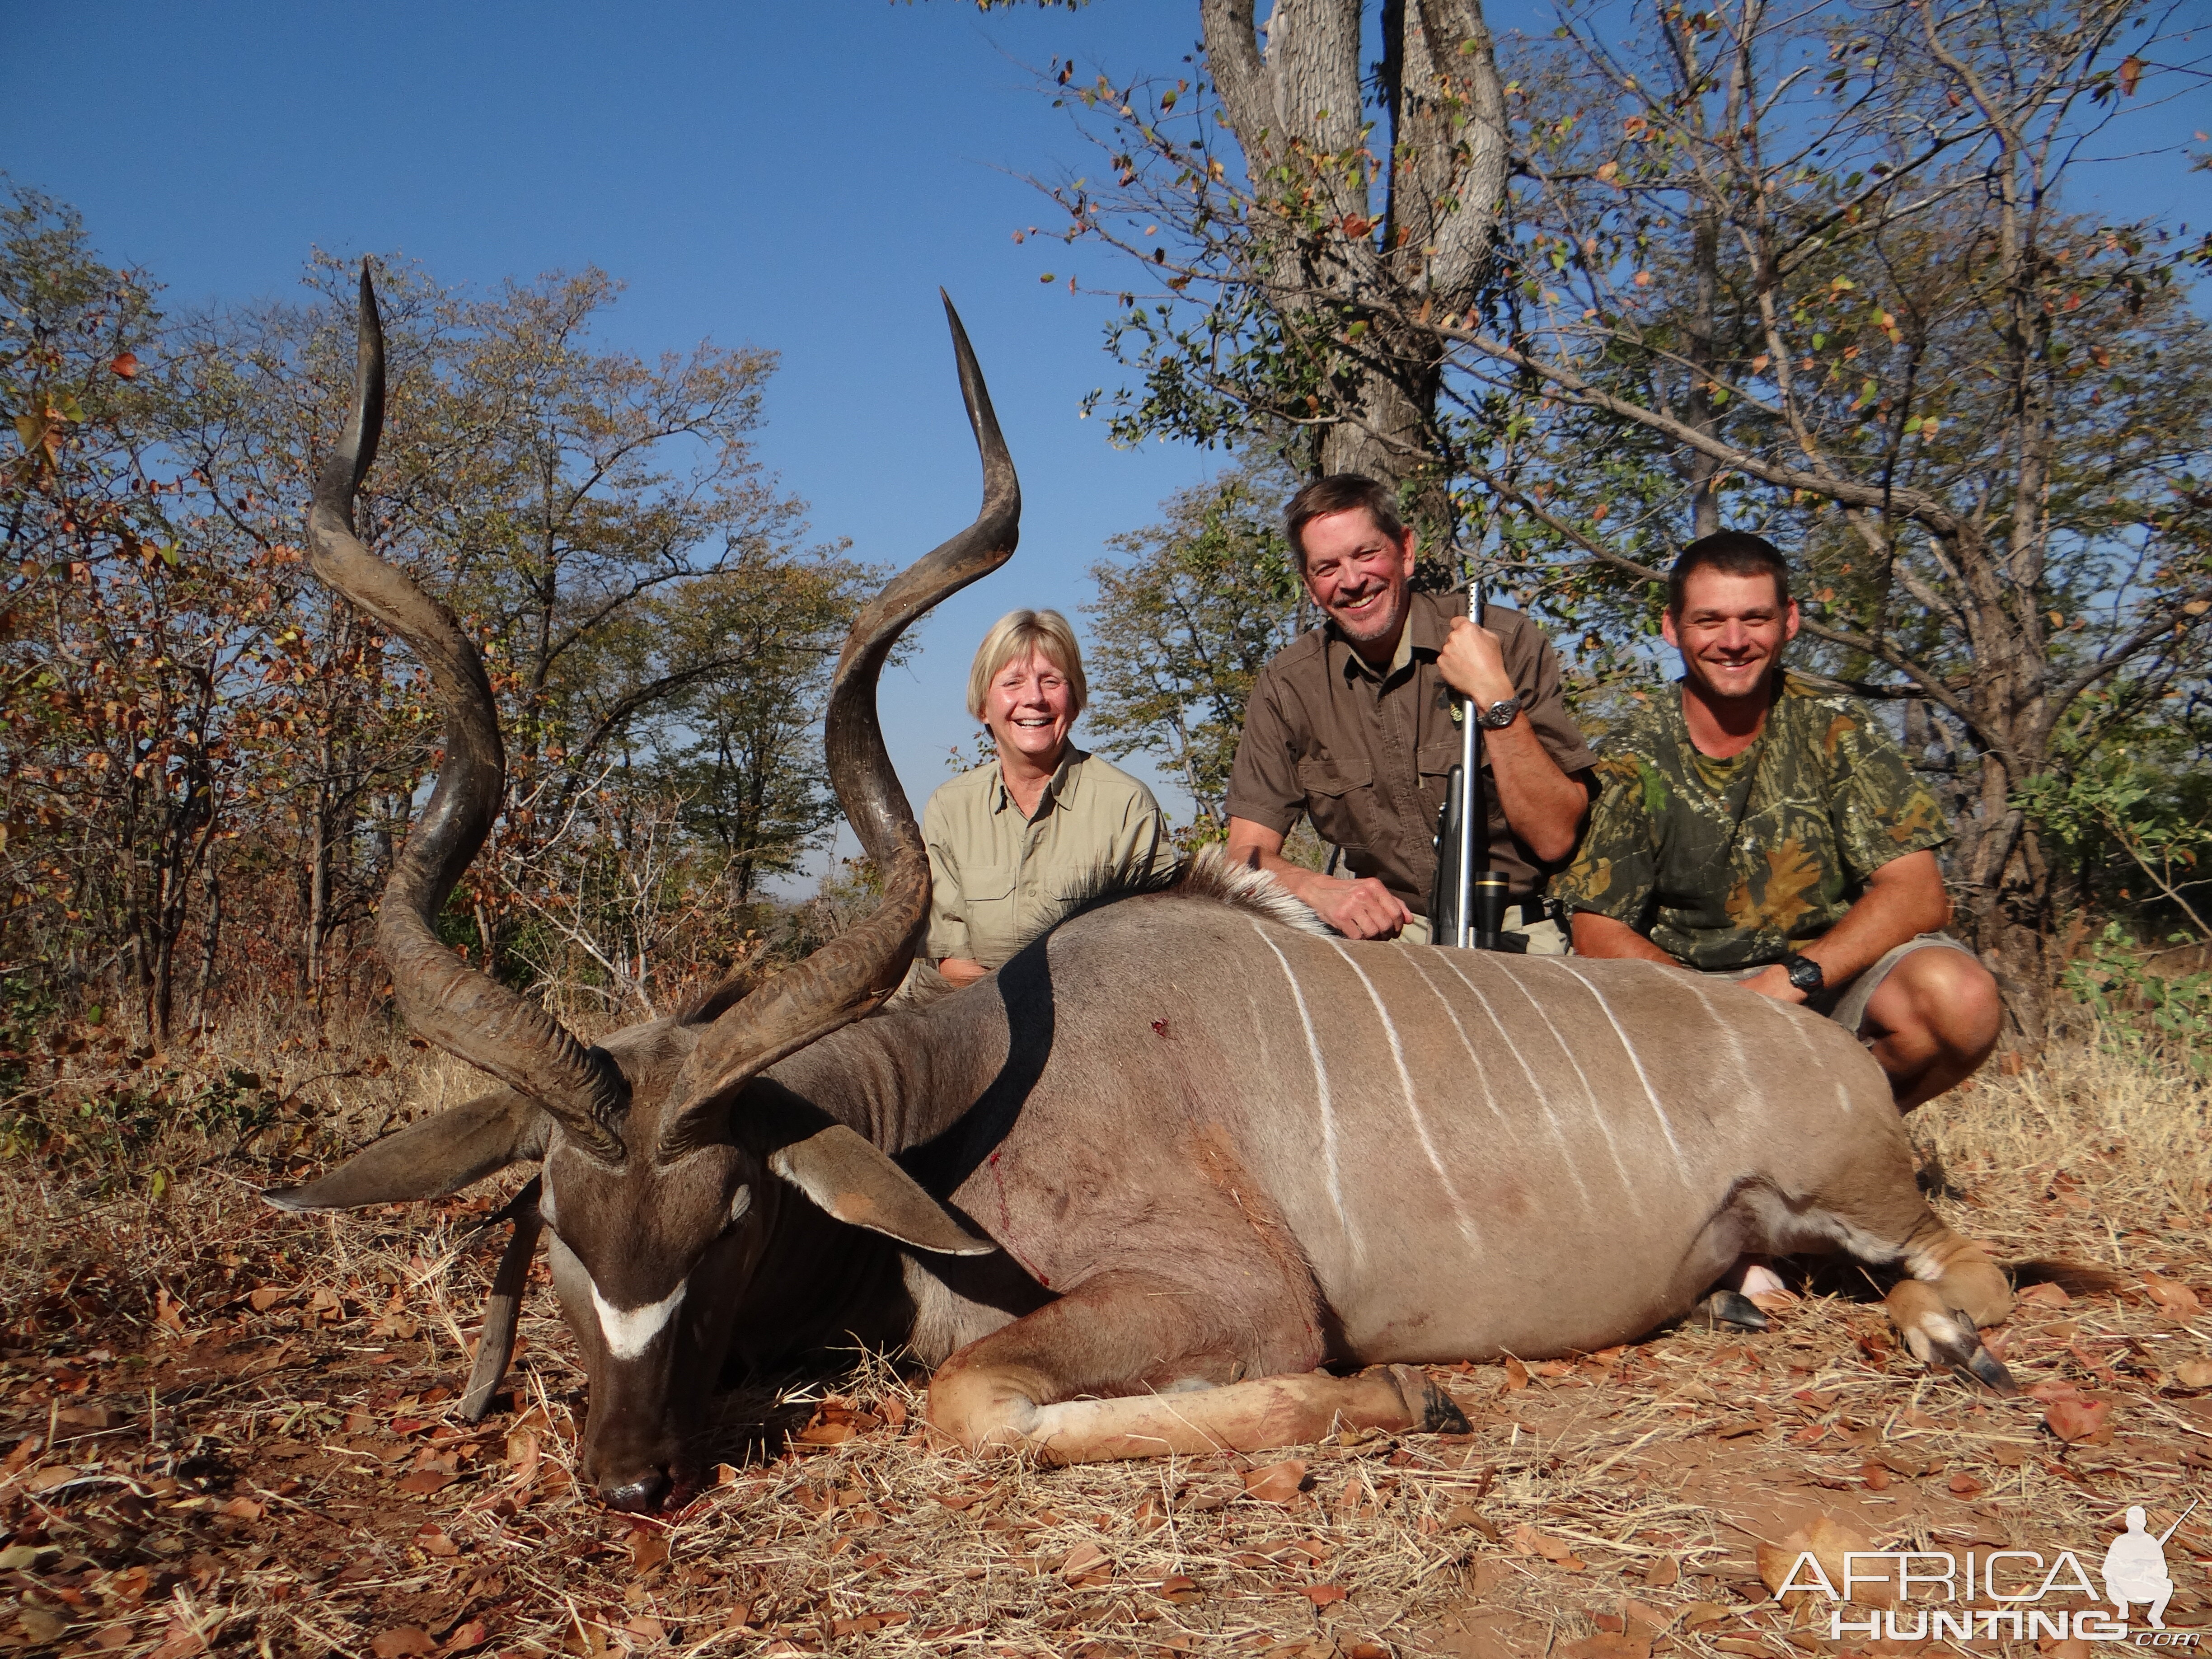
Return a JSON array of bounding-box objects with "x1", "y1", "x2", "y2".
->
[
  {"x1": 1327, "y1": 941, "x2": 1481, "y2": 1248},
  {"x1": 1434, "y1": 952, "x2": 1597, "y2": 1213},
  {"x1": 1251, "y1": 923, "x2": 1352, "y2": 1250},
  {"x1": 1399, "y1": 951, "x2": 1509, "y2": 1130},
  {"x1": 591, "y1": 1279, "x2": 687, "y2": 1360},
  {"x1": 1547, "y1": 962, "x2": 1692, "y2": 1180},
  {"x1": 1683, "y1": 978, "x2": 1757, "y2": 1099},
  {"x1": 1488, "y1": 964, "x2": 1645, "y2": 1214}
]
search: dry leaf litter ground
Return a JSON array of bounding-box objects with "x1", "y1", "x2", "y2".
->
[{"x1": 3, "y1": 1018, "x2": 2208, "y2": 1659}]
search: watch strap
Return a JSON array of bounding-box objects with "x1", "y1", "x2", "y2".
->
[{"x1": 1785, "y1": 954, "x2": 1825, "y2": 993}]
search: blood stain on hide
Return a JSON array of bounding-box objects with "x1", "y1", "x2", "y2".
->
[{"x1": 1152, "y1": 1018, "x2": 1170, "y2": 1037}]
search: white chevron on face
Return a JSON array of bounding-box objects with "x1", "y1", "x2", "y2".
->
[{"x1": 591, "y1": 1279, "x2": 687, "y2": 1360}]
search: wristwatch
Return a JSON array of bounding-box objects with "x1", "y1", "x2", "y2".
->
[
  {"x1": 1475, "y1": 695, "x2": 1523, "y2": 730},
  {"x1": 1785, "y1": 955, "x2": 1826, "y2": 994}
]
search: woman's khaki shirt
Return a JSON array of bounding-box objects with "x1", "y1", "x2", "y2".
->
[{"x1": 922, "y1": 748, "x2": 1176, "y2": 970}]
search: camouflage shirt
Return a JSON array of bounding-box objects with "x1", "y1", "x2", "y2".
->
[{"x1": 1551, "y1": 675, "x2": 1950, "y2": 970}]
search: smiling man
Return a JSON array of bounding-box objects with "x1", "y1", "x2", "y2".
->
[
  {"x1": 1223, "y1": 474, "x2": 1596, "y2": 948},
  {"x1": 1553, "y1": 532, "x2": 2001, "y2": 1108}
]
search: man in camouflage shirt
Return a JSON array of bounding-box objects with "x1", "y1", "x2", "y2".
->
[{"x1": 1554, "y1": 532, "x2": 2000, "y2": 1109}]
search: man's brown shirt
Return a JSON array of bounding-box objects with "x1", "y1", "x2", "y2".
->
[{"x1": 1225, "y1": 590, "x2": 1598, "y2": 915}]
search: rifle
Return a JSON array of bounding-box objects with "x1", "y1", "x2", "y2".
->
[{"x1": 1429, "y1": 572, "x2": 1522, "y2": 951}]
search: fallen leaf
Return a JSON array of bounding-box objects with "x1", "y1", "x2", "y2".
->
[
  {"x1": 879, "y1": 1396, "x2": 908, "y2": 1428},
  {"x1": 1757, "y1": 1514, "x2": 1890, "y2": 1608},
  {"x1": 442, "y1": 1620, "x2": 488, "y2": 1653},
  {"x1": 16, "y1": 1608, "x2": 68, "y2": 1645},
  {"x1": 1947, "y1": 1472, "x2": 1985, "y2": 1497},
  {"x1": 371, "y1": 1630, "x2": 437, "y2": 1659},
  {"x1": 1441, "y1": 1503, "x2": 1499, "y2": 1540},
  {"x1": 415, "y1": 1527, "x2": 459, "y2": 1558},
  {"x1": 1512, "y1": 1525, "x2": 1588, "y2": 1570},
  {"x1": 220, "y1": 1496, "x2": 264, "y2": 1520},
  {"x1": 395, "y1": 1468, "x2": 455, "y2": 1495},
  {"x1": 797, "y1": 1420, "x2": 855, "y2": 1446},
  {"x1": 2175, "y1": 1358, "x2": 2212, "y2": 1389},
  {"x1": 2145, "y1": 1274, "x2": 2203, "y2": 1316},
  {"x1": 1154, "y1": 1574, "x2": 1202, "y2": 1604},
  {"x1": 1060, "y1": 1542, "x2": 1109, "y2": 1581},
  {"x1": 505, "y1": 1429, "x2": 540, "y2": 1485},
  {"x1": 1503, "y1": 1356, "x2": 1530, "y2": 1391},
  {"x1": 25, "y1": 1465, "x2": 78, "y2": 1492},
  {"x1": 2044, "y1": 1397, "x2": 2113, "y2": 1444},
  {"x1": 248, "y1": 1285, "x2": 289, "y2": 1312},
  {"x1": 1680, "y1": 1602, "x2": 1726, "y2": 1626},
  {"x1": 1297, "y1": 1583, "x2": 1348, "y2": 1607},
  {"x1": 1642, "y1": 1555, "x2": 1679, "y2": 1588},
  {"x1": 623, "y1": 1616, "x2": 664, "y2": 1642},
  {"x1": 2017, "y1": 1281, "x2": 2071, "y2": 1309},
  {"x1": 1243, "y1": 1459, "x2": 1309, "y2": 1504},
  {"x1": 630, "y1": 1528, "x2": 669, "y2": 1575}
]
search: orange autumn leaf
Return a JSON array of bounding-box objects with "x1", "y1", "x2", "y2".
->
[
  {"x1": 1243, "y1": 1459, "x2": 1309, "y2": 1504},
  {"x1": 2044, "y1": 1396, "x2": 2113, "y2": 1444},
  {"x1": 2144, "y1": 1274, "x2": 2202, "y2": 1316}
]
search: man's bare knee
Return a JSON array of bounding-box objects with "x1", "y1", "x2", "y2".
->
[{"x1": 1887, "y1": 951, "x2": 1999, "y2": 1054}]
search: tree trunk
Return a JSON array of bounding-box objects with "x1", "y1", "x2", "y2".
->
[
  {"x1": 194, "y1": 855, "x2": 222, "y2": 1037},
  {"x1": 1203, "y1": 0, "x2": 1506, "y2": 526}
]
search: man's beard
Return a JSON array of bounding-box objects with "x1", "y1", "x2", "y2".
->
[{"x1": 1327, "y1": 588, "x2": 1403, "y2": 645}]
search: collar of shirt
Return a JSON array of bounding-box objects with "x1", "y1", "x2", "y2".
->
[
  {"x1": 989, "y1": 746, "x2": 1087, "y2": 819},
  {"x1": 1335, "y1": 591, "x2": 1447, "y2": 687}
]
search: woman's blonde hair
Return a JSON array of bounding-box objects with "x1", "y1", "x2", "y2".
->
[{"x1": 966, "y1": 609, "x2": 1088, "y2": 722}]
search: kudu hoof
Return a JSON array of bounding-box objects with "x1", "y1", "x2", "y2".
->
[
  {"x1": 1920, "y1": 1307, "x2": 2021, "y2": 1397},
  {"x1": 1701, "y1": 1289, "x2": 1769, "y2": 1331},
  {"x1": 1388, "y1": 1364, "x2": 1471, "y2": 1435}
]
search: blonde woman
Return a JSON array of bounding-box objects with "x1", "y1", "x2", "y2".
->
[{"x1": 921, "y1": 609, "x2": 1175, "y2": 990}]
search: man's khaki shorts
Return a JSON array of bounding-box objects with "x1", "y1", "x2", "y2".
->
[
  {"x1": 1713, "y1": 932, "x2": 1974, "y2": 1038},
  {"x1": 1400, "y1": 904, "x2": 1570, "y2": 956}
]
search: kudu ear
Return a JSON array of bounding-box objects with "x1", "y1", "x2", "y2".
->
[
  {"x1": 264, "y1": 1089, "x2": 547, "y2": 1212},
  {"x1": 769, "y1": 1124, "x2": 995, "y2": 1256}
]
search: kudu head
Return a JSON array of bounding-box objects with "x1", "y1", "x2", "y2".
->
[{"x1": 266, "y1": 267, "x2": 1017, "y2": 1510}]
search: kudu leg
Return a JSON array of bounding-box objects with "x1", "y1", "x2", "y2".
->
[
  {"x1": 1883, "y1": 1213, "x2": 2018, "y2": 1394},
  {"x1": 925, "y1": 1270, "x2": 1467, "y2": 1464}
]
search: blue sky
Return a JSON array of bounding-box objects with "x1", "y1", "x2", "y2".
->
[
  {"x1": 4, "y1": 1, "x2": 1297, "y2": 880},
  {"x1": 5, "y1": 1, "x2": 2203, "y2": 889}
]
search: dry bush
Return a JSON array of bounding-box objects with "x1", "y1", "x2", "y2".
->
[{"x1": 3, "y1": 1020, "x2": 2208, "y2": 1659}]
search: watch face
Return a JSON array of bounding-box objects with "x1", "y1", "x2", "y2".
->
[{"x1": 1481, "y1": 698, "x2": 1521, "y2": 729}]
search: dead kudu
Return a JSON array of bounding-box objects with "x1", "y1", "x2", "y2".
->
[{"x1": 272, "y1": 268, "x2": 2024, "y2": 1512}]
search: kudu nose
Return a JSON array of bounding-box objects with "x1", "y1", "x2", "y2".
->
[{"x1": 601, "y1": 1469, "x2": 672, "y2": 1513}]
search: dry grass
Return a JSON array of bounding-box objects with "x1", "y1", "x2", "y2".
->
[{"x1": 4, "y1": 1017, "x2": 2210, "y2": 1659}]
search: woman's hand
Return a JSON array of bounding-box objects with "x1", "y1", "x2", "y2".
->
[{"x1": 938, "y1": 958, "x2": 990, "y2": 988}]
